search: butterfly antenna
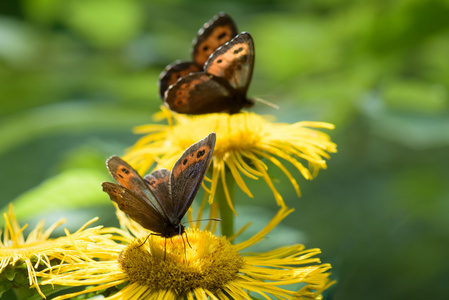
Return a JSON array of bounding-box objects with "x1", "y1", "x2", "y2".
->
[
  {"x1": 182, "y1": 218, "x2": 221, "y2": 233},
  {"x1": 183, "y1": 218, "x2": 222, "y2": 225},
  {"x1": 253, "y1": 97, "x2": 279, "y2": 110},
  {"x1": 181, "y1": 233, "x2": 188, "y2": 261},
  {"x1": 184, "y1": 232, "x2": 192, "y2": 249}
]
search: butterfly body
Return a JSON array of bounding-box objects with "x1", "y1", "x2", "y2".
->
[
  {"x1": 102, "y1": 133, "x2": 216, "y2": 239},
  {"x1": 164, "y1": 32, "x2": 255, "y2": 115}
]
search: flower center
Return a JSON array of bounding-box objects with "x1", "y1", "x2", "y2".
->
[{"x1": 118, "y1": 228, "x2": 244, "y2": 294}]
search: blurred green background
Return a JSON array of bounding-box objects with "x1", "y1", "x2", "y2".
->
[{"x1": 1, "y1": 0, "x2": 448, "y2": 299}]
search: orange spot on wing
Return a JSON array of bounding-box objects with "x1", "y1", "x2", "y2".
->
[
  {"x1": 196, "y1": 25, "x2": 235, "y2": 65},
  {"x1": 172, "y1": 145, "x2": 211, "y2": 178},
  {"x1": 206, "y1": 43, "x2": 251, "y2": 83},
  {"x1": 115, "y1": 165, "x2": 137, "y2": 189},
  {"x1": 175, "y1": 98, "x2": 187, "y2": 106},
  {"x1": 149, "y1": 177, "x2": 165, "y2": 187}
]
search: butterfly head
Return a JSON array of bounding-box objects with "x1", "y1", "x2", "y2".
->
[{"x1": 160, "y1": 222, "x2": 185, "y2": 239}]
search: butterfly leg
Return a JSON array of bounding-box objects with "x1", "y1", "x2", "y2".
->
[
  {"x1": 164, "y1": 237, "x2": 167, "y2": 260},
  {"x1": 134, "y1": 234, "x2": 152, "y2": 249},
  {"x1": 184, "y1": 231, "x2": 193, "y2": 249}
]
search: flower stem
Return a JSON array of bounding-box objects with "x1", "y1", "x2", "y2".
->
[{"x1": 217, "y1": 170, "x2": 235, "y2": 238}]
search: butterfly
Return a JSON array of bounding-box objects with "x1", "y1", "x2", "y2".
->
[
  {"x1": 102, "y1": 133, "x2": 216, "y2": 241},
  {"x1": 163, "y1": 32, "x2": 255, "y2": 115},
  {"x1": 158, "y1": 12, "x2": 238, "y2": 99}
]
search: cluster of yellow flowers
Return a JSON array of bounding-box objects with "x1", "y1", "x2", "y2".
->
[{"x1": 0, "y1": 107, "x2": 336, "y2": 299}]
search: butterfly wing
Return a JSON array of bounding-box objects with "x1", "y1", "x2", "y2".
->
[
  {"x1": 143, "y1": 168, "x2": 172, "y2": 214},
  {"x1": 167, "y1": 133, "x2": 216, "y2": 223},
  {"x1": 164, "y1": 73, "x2": 238, "y2": 114},
  {"x1": 158, "y1": 61, "x2": 201, "y2": 99},
  {"x1": 204, "y1": 32, "x2": 255, "y2": 95},
  {"x1": 192, "y1": 13, "x2": 238, "y2": 67},
  {"x1": 159, "y1": 13, "x2": 237, "y2": 100},
  {"x1": 106, "y1": 156, "x2": 168, "y2": 219},
  {"x1": 102, "y1": 182, "x2": 167, "y2": 232}
]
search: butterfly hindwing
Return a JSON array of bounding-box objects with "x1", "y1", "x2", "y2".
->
[
  {"x1": 143, "y1": 169, "x2": 172, "y2": 216},
  {"x1": 204, "y1": 32, "x2": 254, "y2": 94},
  {"x1": 159, "y1": 61, "x2": 201, "y2": 99},
  {"x1": 192, "y1": 12, "x2": 238, "y2": 66},
  {"x1": 101, "y1": 182, "x2": 167, "y2": 231},
  {"x1": 164, "y1": 73, "x2": 237, "y2": 114},
  {"x1": 169, "y1": 133, "x2": 216, "y2": 221},
  {"x1": 106, "y1": 156, "x2": 167, "y2": 218}
]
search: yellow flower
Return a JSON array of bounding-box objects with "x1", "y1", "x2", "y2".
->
[
  {"x1": 42, "y1": 207, "x2": 334, "y2": 300},
  {"x1": 124, "y1": 107, "x2": 336, "y2": 212},
  {"x1": 0, "y1": 204, "x2": 123, "y2": 298}
]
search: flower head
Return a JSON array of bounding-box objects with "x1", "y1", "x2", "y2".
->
[
  {"x1": 0, "y1": 204, "x2": 121, "y2": 298},
  {"x1": 42, "y1": 207, "x2": 334, "y2": 300},
  {"x1": 124, "y1": 107, "x2": 337, "y2": 212}
]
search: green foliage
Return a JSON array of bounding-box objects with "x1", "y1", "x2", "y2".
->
[{"x1": 1, "y1": 0, "x2": 448, "y2": 299}]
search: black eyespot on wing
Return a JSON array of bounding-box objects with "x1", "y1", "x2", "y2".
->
[
  {"x1": 217, "y1": 31, "x2": 227, "y2": 40},
  {"x1": 234, "y1": 47, "x2": 243, "y2": 54},
  {"x1": 197, "y1": 149, "x2": 206, "y2": 158}
]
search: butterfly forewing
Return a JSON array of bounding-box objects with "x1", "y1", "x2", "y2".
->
[
  {"x1": 102, "y1": 182, "x2": 167, "y2": 231},
  {"x1": 192, "y1": 13, "x2": 238, "y2": 66},
  {"x1": 204, "y1": 32, "x2": 254, "y2": 94},
  {"x1": 106, "y1": 156, "x2": 168, "y2": 219},
  {"x1": 169, "y1": 133, "x2": 216, "y2": 221}
]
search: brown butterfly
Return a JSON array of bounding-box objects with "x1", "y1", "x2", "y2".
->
[
  {"x1": 158, "y1": 12, "x2": 238, "y2": 99},
  {"x1": 163, "y1": 32, "x2": 255, "y2": 115},
  {"x1": 102, "y1": 133, "x2": 216, "y2": 240}
]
